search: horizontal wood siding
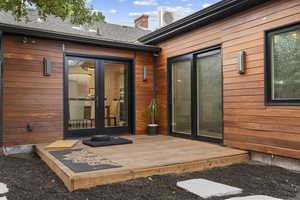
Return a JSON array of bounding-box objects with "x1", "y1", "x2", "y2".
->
[
  {"x1": 156, "y1": 0, "x2": 300, "y2": 159},
  {"x1": 3, "y1": 36, "x2": 153, "y2": 146},
  {"x1": 3, "y1": 35, "x2": 64, "y2": 146}
]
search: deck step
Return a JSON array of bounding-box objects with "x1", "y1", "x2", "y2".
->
[{"x1": 35, "y1": 135, "x2": 249, "y2": 191}]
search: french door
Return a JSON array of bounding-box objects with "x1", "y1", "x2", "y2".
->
[
  {"x1": 168, "y1": 46, "x2": 223, "y2": 143},
  {"x1": 64, "y1": 55, "x2": 133, "y2": 138}
]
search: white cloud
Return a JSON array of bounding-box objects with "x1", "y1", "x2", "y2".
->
[
  {"x1": 128, "y1": 12, "x2": 143, "y2": 17},
  {"x1": 109, "y1": 9, "x2": 118, "y2": 14},
  {"x1": 160, "y1": 6, "x2": 194, "y2": 15},
  {"x1": 86, "y1": 0, "x2": 93, "y2": 5},
  {"x1": 128, "y1": 11, "x2": 157, "y2": 17},
  {"x1": 202, "y1": 2, "x2": 212, "y2": 8},
  {"x1": 133, "y1": 0, "x2": 157, "y2": 6}
]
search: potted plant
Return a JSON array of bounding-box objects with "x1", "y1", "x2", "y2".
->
[{"x1": 147, "y1": 98, "x2": 159, "y2": 135}]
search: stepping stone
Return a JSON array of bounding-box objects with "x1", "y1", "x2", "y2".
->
[
  {"x1": 177, "y1": 179, "x2": 242, "y2": 198},
  {"x1": 0, "y1": 183, "x2": 8, "y2": 194},
  {"x1": 226, "y1": 195, "x2": 282, "y2": 200}
]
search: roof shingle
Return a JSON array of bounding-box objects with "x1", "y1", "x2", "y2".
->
[{"x1": 0, "y1": 9, "x2": 151, "y2": 44}]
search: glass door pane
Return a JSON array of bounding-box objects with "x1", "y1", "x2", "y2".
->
[
  {"x1": 196, "y1": 51, "x2": 222, "y2": 139},
  {"x1": 104, "y1": 62, "x2": 128, "y2": 127},
  {"x1": 67, "y1": 58, "x2": 96, "y2": 130},
  {"x1": 171, "y1": 60, "x2": 192, "y2": 135}
]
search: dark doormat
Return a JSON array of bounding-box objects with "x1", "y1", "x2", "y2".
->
[
  {"x1": 82, "y1": 136, "x2": 133, "y2": 147},
  {"x1": 49, "y1": 148, "x2": 122, "y2": 173}
]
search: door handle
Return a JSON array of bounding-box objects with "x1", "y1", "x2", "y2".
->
[
  {"x1": 0, "y1": 59, "x2": 2, "y2": 77},
  {"x1": 95, "y1": 96, "x2": 99, "y2": 107}
]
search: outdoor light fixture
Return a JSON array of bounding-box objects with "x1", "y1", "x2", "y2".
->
[
  {"x1": 26, "y1": 123, "x2": 33, "y2": 132},
  {"x1": 43, "y1": 57, "x2": 52, "y2": 76},
  {"x1": 237, "y1": 51, "x2": 246, "y2": 74},
  {"x1": 143, "y1": 65, "x2": 148, "y2": 81},
  {"x1": 22, "y1": 37, "x2": 28, "y2": 44}
]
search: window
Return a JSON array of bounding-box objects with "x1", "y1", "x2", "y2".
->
[
  {"x1": 171, "y1": 59, "x2": 192, "y2": 135},
  {"x1": 265, "y1": 23, "x2": 300, "y2": 105},
  {"x1": 168, "y1": 46, "x2": 223, "y2": 143}
]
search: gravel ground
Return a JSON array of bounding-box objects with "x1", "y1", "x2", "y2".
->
[{"x1": 0, "y1": 153, "x2": 299, "y2": 200}]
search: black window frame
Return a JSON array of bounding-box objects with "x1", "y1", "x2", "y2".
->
[
  {"x1": 63, "y1": 52, "x2": 135, "y2": 139},
  {"x1": 167, "y1": 45, "x2": 223, "y2": 144},
  {"x1": 0, "y1": 31, "x2": 3, "y2": 147},
  {"x1": 265, "y1": 21, "x2": 300, "y2": 106}
]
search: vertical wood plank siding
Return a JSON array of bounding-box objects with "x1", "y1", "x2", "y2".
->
[
  {"x1": 156, "y1": 0, "x2": 300, "y2": 159},
  {"x1": 3, "y1": 36, "x2": 153, "y2": 146}
]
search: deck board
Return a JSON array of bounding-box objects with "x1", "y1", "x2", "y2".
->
[{"x1": 35, "y1": 135, "x2": 248, "y2": 191}]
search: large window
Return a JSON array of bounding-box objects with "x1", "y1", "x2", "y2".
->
[
  {"x1": 266, "y1": 23, "x2": 300, "y2": 105},
  {"x1": 168, "y1": 46, "x2": 223, "y2": 142},
  {"x1": 65, "y1": 55, "x2": 133, "y2": 138},
  {"x1": 171, "y1": 59, "x2": 192, "y2": 135},
  {"x1": 197, "y1": 50, "x2": 222, "y2": 139}
]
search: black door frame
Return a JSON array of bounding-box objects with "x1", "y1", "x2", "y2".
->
[
  {"x1": 63, "y1": 52, "x2": 135, "y2": 138},
  {"x1": 0, "y1": 31, "x2": 3, "y2": 147},
  {"x1": 167, "y1": 45, "x2": 223, "y2": 144}
]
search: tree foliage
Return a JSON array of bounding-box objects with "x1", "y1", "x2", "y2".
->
[{"x1": 0, "y1": 0, "x2": 105, "y2": 25}]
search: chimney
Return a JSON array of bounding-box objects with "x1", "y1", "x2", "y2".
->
[{"x1": 134, "y1": 15, "x2": 149, "y2": 29}]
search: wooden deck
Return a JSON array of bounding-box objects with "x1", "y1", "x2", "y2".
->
[{"x1": 35, "y1": 135, "x2": 249, "y2": 191}]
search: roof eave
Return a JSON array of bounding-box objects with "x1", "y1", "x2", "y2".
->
[
  {"x1": 138, "y1": 0, "x2": 271, "y2": 44},
  {"x1": 0, "y1": 24, "x2": 161, "y2": 53}
]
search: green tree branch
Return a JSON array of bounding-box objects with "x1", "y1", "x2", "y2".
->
[{"x1": 0, "y1": 0, "x2": 105, "y2": 24}]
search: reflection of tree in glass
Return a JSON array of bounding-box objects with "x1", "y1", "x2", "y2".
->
[{"x1": 272, "y1": 30, "x2": 300, "y2": 99}]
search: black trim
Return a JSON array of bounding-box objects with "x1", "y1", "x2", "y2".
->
[
  {"x1": 0, "y1": 31, "x2": 3, "y2": 147},
  {"x1": 167, "y1": 44, "x2": 222, "y2": 61},
  {"x1": 131, "y1": 56, "x2": 136, "y2": 135},
  {"x1": 0, "y1": 24, "x2": 161, "y2": 53},
  {"x1": 63, "y1": 52, "x2": 135, "y2": 138},
  {"x1": 152, "y1": 54, "x2": 158, "y2": 98},
  {"x1": 139, "y1": 0, "x2": 270, "y2": 44},
  {"x1": 167, "y1": 53, "x2": 193, "y2": 139},
  {"x1": 167, "y1": 45, "x2": 223, "y2": 144},
  {"x1": 171, "y1": 132, "x2": 222, "y2": 144},
  {"x1": 265, "y1": 21, "x2": 300, "y2": 106}
]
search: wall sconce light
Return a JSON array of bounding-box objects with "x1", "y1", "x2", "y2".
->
[
  {"x1": 237, "y1": 51, "x2": 246, "y2": 74},
  {"x1": 22, "y1": 37, "x2": 28, "y2": 44},
  {"x1": 143, "y1": 65, "x2": 147, "y2": 81},
  {"x1": 26, "y1": 123, "x2": 33, "y2": 132},
  {"x1": 43, "y1": 57, "x2": 52, "y2": 76}
]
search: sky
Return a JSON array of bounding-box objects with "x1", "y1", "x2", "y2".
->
[{"x1": 88, "y1": 0, "x2": 221, "y2": 30}]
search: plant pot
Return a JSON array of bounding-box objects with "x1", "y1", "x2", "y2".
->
[{"x1": 148, "y1": 124, "x2": 159, "y2": 135}]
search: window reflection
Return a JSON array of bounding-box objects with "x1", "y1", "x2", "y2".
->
[
  {"x1": 68, "y1": 59, "x2": 96, "y2": 129},
  {"x1": 271, "y1": 29, "x2": 300, "y2": 100},
  {"x1": 171, "y1": 60, "x2": 192, "y2": 134},
  {"x1": 197, "y1": 51, "x2": 222, "y2": 139},
  {"x1": 104, "y1": 62, "x2": 128, "y2": 127}
]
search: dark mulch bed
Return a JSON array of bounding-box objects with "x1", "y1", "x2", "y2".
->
[{"x1": 0, "y1": 153, "x2": 299, "y2": 200}]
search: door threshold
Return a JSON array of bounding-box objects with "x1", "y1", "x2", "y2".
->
[
  {"x1": 65, "y1": 133, "x2": 133, "y2": 140},
  {"x1": 169, "y1": 133, "x2": 223, "y2": 145}
]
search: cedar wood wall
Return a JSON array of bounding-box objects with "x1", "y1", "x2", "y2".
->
[
  {"x1": 2, "y1": 36, "x2": 153, "y2": 146},
  {"x1": 2, "y1": 0, "x2": 300, "y2": 160},
  {"x1": 156, "y1": 0, "x2": 300, "y2": 159}
]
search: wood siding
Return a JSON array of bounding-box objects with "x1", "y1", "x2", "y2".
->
[
  {"x1": 156, "y1": 0, "x2": 300, "y2": 159},
  {"x1": 3, "y1": 35, "x2": 153, "y2": 146}
]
